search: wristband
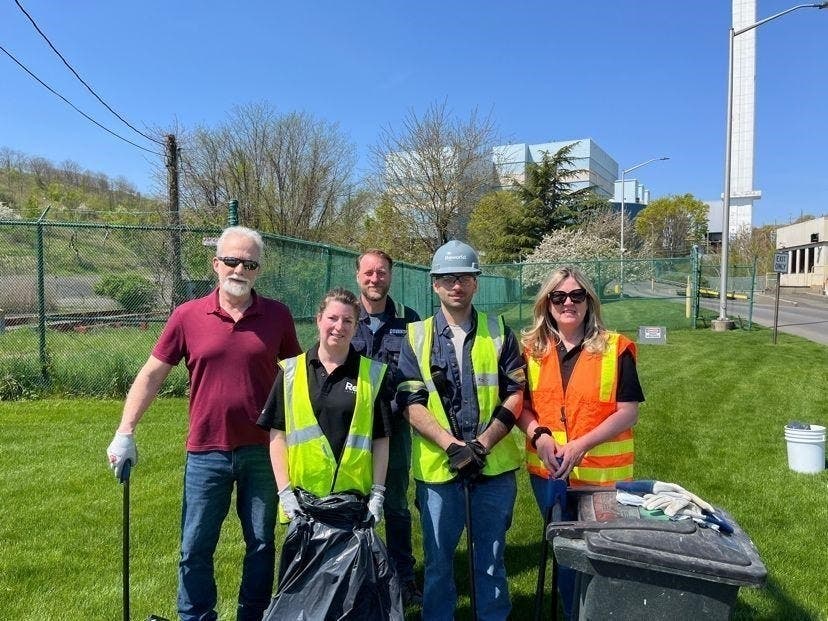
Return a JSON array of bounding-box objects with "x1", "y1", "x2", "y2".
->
[
  {"x1": 491, "y1": 405, "x2": 517, "y2": 431},
  {"x1": 531, "y1": 426, "x2": 552, "y2": 449}
]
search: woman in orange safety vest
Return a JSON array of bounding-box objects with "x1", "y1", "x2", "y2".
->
[{"x1": 517, "y1": 266, "x2": 645, "y2": 502}]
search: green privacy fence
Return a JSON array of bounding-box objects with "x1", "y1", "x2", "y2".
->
[{"x1": 0, "y1": 219, "x2": 754, "y2": 400}]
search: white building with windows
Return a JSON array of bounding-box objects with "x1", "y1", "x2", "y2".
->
[
  {"x1": 493, "y1": 138, "x2": 618, "y2": 197},
  {"x1": 776, "y1": 216, "x2": 828, "y2": 292},
  {"x1": 492, "y1": 138, "x2": 657, "y2": 217}
]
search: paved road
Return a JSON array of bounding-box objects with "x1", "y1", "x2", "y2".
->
[
  {"x1": 704, "y1": 291, "x2": 828, "y2": 345},
  {"x1": 623, "y1": 281, "x2": 828, "y2": 346}
]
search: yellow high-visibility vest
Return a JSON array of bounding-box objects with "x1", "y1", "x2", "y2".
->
[
  {"x1": 404, "y1": 313, "x2": 522, "y2": 483},
  {"x1": 281, "y1": 353, "x2": 387, "y2": 497}
]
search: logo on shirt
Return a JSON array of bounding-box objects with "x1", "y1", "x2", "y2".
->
[
  {"x1": 390, "y1": 329, "x2": 407, "y2": 336},
  {"x1": 344, "y1": 381, "x2": 358, "y2": 394}
]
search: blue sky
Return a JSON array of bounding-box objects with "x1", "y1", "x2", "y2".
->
[{"x1": 1, "y1": 1, "x2": 826, "y2": 226}]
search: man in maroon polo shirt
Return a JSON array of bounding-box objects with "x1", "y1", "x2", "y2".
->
[{"x1": 107, "y1": 226, "x2": 301, "y2": 621}]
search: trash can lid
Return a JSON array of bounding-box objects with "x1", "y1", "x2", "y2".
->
[{"x1": 551, "y1": 491, "x2": 767, "y2": 586}]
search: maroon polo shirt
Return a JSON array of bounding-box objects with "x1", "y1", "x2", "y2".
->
[{"x1": 153, "y1": 288, "x2": 301, "y2": 452}]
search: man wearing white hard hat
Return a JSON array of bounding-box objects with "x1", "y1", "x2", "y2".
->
[{"x1": 396, "y1": 240, "x2": 526, "y2": 620}]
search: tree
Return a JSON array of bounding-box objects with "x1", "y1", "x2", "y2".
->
[
  {"x1": 569, "y1": 190, "x2": 614, "y2": 226},
  {"x1": 730, "y1": 224, "x2": 777, "y2": 274},
  {"x1": 467, "y1": 190, "x2": 524, "y2": 263},
  {"x1": 371, "y1": 100, "x2": 498, "y2": 251},
  {"x1": 634, "y1": 193, "x2": 708, "y2": 257},
  {"x1": 179, "y1": 103, "x2": 360, "y2": 241},
  {"x1": 359, "y1": 195, "x2": 433, "y2": 264},
  {"x1": 509, "y1": 142, "x2": 594, "y2": 252}
]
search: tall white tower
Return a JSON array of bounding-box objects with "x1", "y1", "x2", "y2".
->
[{"x1": 729, "y1": 0, "x2": 761, "y2": 235}]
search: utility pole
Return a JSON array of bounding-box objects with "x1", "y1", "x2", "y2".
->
[{"x1": 166, "y1": 134, "x2": 184, "y2": 307}]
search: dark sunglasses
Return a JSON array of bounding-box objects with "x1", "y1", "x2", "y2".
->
[
  {"x1": 548, "y1": 288, "x2": 587, "y2": 305},
  {"x1": 435, "y1": 274, "x2": 476, "y2": 286},
  {"x1": 217, "y1": 256, "x2": 260, "y2": 271}
]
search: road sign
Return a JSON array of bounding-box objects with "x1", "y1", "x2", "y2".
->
[{"x1": 773, "y1": 252, "x2": 789, "y2": 273}]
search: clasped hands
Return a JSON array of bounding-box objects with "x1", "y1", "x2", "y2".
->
[
  {"x1": 534, "y1": 433, "x2": 585, "y2": 480},
  {"x1": 446, "y1": 439, "x2": 489, "y2": 480}
]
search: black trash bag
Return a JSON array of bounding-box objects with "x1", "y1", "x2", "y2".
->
[{"x1": 263, "y1": 489, "x2": 403, "y2": 621}]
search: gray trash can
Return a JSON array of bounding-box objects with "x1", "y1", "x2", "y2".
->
[{"x1": 548, "y1": 489, "x2": 767, "y2": 620}]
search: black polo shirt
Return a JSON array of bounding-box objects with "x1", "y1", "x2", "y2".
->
[
  {"x1": 556, "y1": 340, "x2": 645, "y2": 402},
  {"x1": 258, "y1": 344, "x2": 392, "y2": 461}
]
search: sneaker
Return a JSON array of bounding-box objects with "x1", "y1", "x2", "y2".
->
[{"x1": 402, "y1": 580, "x2": 423, "y2": 606}]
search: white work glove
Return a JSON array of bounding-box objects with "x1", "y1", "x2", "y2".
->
[
  {"x1": 367, "y1": 484, "x2": 386, "y2": 525},
  {"x1": 107, "y1": 432, "x2": 137, "y2": 479},
  {"x1": 652, "y1": 482, "x2": 714, "y2": 513},
  {"x1": 642, "y1": 482, "x2": 715, "y2": 517},
  {"x1": 278, "y1": 486, "x2": 303, "y2": 519}
]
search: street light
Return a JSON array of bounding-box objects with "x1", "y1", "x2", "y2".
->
[
  {"x1": 619, "y1": 156, "x2": 669, "y2": 296},
  {"x1": 715, "y1": 2, "x2": 828, "y2": 328}
]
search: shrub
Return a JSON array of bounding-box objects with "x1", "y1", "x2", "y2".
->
[{"x1": 93, "y1": 273, "x2": 156, "y2": 312}]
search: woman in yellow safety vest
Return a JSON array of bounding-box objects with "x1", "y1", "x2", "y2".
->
[
  {"x1": 257, "y1": 287, "x2": 393, "y2": 524},
  {"x1": 517, "y1": 266, "x2": 645, "y2": 499}
]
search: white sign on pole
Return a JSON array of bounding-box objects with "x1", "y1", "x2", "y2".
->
[{"x1": 773, "y1": 252, "x2": 789, "y2": 273}]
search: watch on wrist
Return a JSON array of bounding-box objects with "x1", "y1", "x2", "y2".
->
[{"x1": 531, "y1": 426, "x2": 552, "y2": 449}]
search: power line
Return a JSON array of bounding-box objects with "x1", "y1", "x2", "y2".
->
[
  {"x1": 14, "y1": 0, "x2": 164, "y2": 148},
  {"x1": 0, "y1": 45, "x2": 164, "y2": 157}
]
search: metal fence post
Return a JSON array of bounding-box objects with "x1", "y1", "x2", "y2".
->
[
  {"x1": 691, "y1": 245, "x2": 700, "y2": 329},
  {"x1": 227, "y1": 200, "x2": 239, "y2": 226},
  {"x1": 325, "y1": 245, "x2": 333, "y2": 292},
  {"x1": 36, "y1": 207, "x2": 50, "y2": 383},
  {"x1": 748, "y1": 257, "x2": 756, "y2": 330},
  {"x1": 518, "y1": 263, "x2": 523, "y2": 325}
]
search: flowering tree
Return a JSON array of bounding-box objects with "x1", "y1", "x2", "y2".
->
[{"x1": 523, "y1": 213, "x2": 654, "y2": 294}]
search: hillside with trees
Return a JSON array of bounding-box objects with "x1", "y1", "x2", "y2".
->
[{"x1": 0, "y1": 147, "x2": 166, "y2": 224}]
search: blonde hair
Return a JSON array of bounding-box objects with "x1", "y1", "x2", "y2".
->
[{"x1": 520, "y1": 266, "x2": 609, "y2": 358}]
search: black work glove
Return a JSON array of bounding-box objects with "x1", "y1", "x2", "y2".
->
[
  {"x1": 468, "y1": 439, "x2": 490, "y2": 462},
  {"x1": 446, "y1": 442, "x2": 485, "y2": 480}
]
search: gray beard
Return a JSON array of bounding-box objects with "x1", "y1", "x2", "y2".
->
[{"x1": 222, "y1": 279, "x2": 251, "y2": 298}]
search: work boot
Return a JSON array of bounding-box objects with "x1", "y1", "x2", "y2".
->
[{"x1": 402, "y1": 580, "x2": 423, "y2": 606}]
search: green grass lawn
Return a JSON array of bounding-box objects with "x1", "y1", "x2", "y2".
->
[{"x1": 1, "y1": 325, "x2": 827, "y2": 619}]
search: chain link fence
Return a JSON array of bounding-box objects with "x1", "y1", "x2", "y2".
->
[{"x1": 0, "y1": 220, "x2": 755, "y2": 400}]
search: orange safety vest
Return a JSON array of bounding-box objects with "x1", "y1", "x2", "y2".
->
[{"x1": 525, "y1": 332, "x2": 636, "y2": 487}]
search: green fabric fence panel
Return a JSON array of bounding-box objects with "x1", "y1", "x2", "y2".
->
[{"x1": 0, "y1": 219, "x2": 753, "y2": 400}]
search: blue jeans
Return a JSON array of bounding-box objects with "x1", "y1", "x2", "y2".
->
[
  {"x1": 530, "y1": 473, "x2": 576, "y2": 621},
  {"x1": 178, "y1": 447, "x2": 276, "y2": 621},
  {"x1": 415, "y1": 471, "x2": 517, "y2": 621},
  {"x1": 384, "y1": 417, "x2": 415, "y2": 583}
]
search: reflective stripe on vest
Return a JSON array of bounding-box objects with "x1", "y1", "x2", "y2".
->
[
  {"x1": 406, "y1": 312, "x2": 522, "y2": 482},
  {"x1": 525, "y1": 332, "x2": 635, "y2": 486},
  {"x1": 281, "y1": 353, "x2": 386, "y2": 498}
]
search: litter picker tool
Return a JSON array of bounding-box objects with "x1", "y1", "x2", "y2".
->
[
  {"x1": 118, "y1": 459, "x2": 170, "y2": 621},
  {"x1": 534, "y1": 466, "x2": 567, "y2": 621},
  {"x1": 119, "y1": 459, "x2": 132, "y2": 621},
  {"x1": 432, "y1": 364, "x2": 478, "y2": 619}
]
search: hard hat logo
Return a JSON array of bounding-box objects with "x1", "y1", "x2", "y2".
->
[{"x1": 430, "y1": 240, "x2": 482, "y2": 275}]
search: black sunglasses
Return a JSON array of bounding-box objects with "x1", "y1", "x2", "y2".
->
[
  {"x1": 434, "y1": 274, "x2": 476, "y2": 286},
  {"x1": 548, "y1": 288, "x2": 587, "y2": 305},
  {"x1": 217, "y1": 256, "x2": 260, "y2": 271}
]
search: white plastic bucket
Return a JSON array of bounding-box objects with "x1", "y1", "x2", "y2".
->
[{"x1": 784, "y1": 424, "x2": 826, "y2": 474}]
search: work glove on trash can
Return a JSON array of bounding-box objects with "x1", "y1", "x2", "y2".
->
[
  {"x1": 367, "y1": 484, "x2": 386, "y2": 525},
  {"x1": 642, "y1": 482, "x2": 715, "y2": 517},
  {"x1": 107, "y1": 432, "x2": 137, "y2": 479}
]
